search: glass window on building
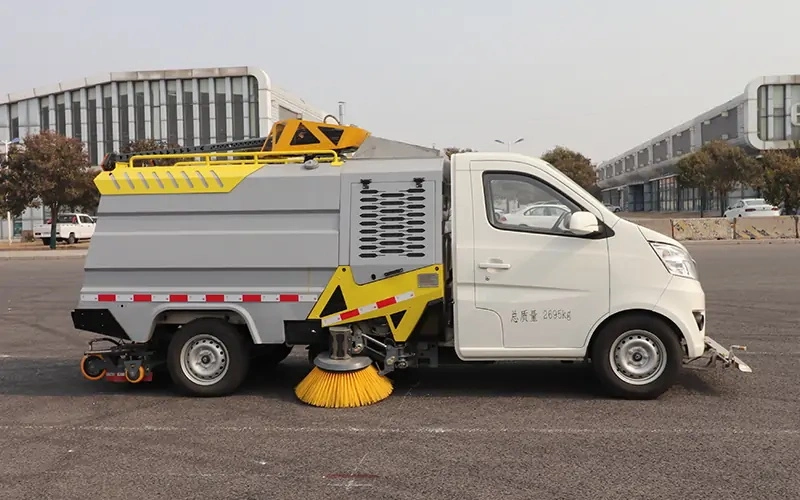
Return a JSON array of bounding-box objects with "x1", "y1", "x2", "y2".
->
[
  {"x1": 71, "y1": 94, "x2": 82, "y2": 140},
  {"x1": 757, "y1": 85, "x2": 767, "y2": 140},
  {"x1": 643, "y1": 182, "x2": 653, "y2": 211},
  {"x1": 39, "y1": 98, "x2": 50, "y2": 131},
  {"x1": 119, "y1": 83, "x2": 130, "y2": 147},
  {"x1": 182, "y1": 79, "x2": 194, "y2": 147},
  {"x1": 793, "y1": 85, "x2": 800, "y2": 140},
  {"x1": 56, "y1": 94, "x2": 67, "y2": 135},
  {"x1": 150, "y1": 82, "x2": 162, "y2": 140},
  {"x1": 134, "y1": 82, "x2": 146, "y2": 140},
  {"x1": 679, "y1": 187, "x2": 693, "y2": 212},
  {"x1": 103, "y1": 84, "x2": 113, "y2": 155},
  {"x1": 199, "y1": 79, "x2": 211, "y2": 144},
  {"x1": 772, "y1": 85, "x2": 786, "y2": 141},
  {"x1": 214, "y1": 77, "x2": 227, "y2": 142},
  {"x1": 657, "y1": 177, "x2": 678, "y2": 211},
  {"x1": 248, "y1": 76, "x2": 259, "y2": 136},
  {"x1": 756, "y1": 84, "x2": 800, "y2": 142},
  {"x1": 231, "y1": 77, "x2": 244, "y2": 141},
  {"x1": 0, "y1": 104, "x2": 8, "y2": 134},
  {"x1": 10, "y1": 103, "x2": 19, "y2": 140},
  {"x1": 87, "y1": 88, "x2": 98, "y2": 164},
  {"x1": 166, "y1": 80, "x2": 179, "y2": 145},
  {"x1": 24, "y1": 99, "x2": 39, "y2": 134}
]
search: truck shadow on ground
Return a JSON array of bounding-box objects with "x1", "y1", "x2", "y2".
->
[{"x1": 0, "y1": 356, "x2": 720, "y2": 400}]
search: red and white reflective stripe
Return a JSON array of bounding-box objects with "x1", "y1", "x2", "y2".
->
[
  {"x1": 80, "y1": 293, "x2": 319, "y2": 303},
  {"x1": 321, "y1": 291, "x2": 415, "y2": 327}
]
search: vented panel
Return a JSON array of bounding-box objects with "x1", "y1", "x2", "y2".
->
[{"x1": 349, "y1": 180, "x2": 435, "y2": 267}]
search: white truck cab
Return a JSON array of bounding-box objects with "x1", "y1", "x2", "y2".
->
[{"x1": 448, "y1": 152, "x2": 749, "y2": 398}]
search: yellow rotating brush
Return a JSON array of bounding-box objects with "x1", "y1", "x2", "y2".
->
[{"x1": 295, "y1": 326, "x2": 393, "y2": 408}]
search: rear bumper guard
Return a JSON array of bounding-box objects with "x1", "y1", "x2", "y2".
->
[{"x1": 686, "y1": 336, "x2": 752, "y2": 373}]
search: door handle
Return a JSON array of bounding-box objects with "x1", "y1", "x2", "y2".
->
[{"x1": 479, "y1": 262, "x2": 511, "y2": 270}]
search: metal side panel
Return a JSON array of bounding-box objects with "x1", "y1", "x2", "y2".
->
[
  {"x1": 87, "y1": 163, "x2": 343, "y2": 270},
  {"x1": 76, "y1": 162, "x2": 346, "y2": 343},
  {"x1": 338, "y1": 157, "x2": 444, "y2": 285}
]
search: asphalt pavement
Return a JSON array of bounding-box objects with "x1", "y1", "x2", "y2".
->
[{"x1": 0, "y1": 244, "x2": 798, "y2": 499}]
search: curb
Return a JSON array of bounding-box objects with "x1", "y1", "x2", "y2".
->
[{"x1": 0, "y1": 250, "x2": 88, "y2": 260}]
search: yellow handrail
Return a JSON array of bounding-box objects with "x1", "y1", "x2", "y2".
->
[
  {"x1": 172, "y1": 155, "x2": 339, "y2": 167},
  {"x1": 122, "y1": 149, "x2": 345, "y2": 169}
]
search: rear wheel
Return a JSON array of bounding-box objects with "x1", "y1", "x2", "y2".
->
[
  {"x1": 167, "y1": 318, "x2": 250, "y2": 397},
  {"x1": 590, "y1": 314, "x2": 683, "y2": 400}
]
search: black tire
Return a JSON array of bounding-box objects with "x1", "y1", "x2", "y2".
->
[
  {"x1": 590, "y1": 314, "x2": 683, "y2": 400},
  {"x1": 67, "y1": 233, "x2": 76, "y2": 244},
  {"x1": 166, "y1": 318, "x2": 250, "y2": 397},
  {"x1": 42, "y1": 238, "x2": 50, "y2": 246}
]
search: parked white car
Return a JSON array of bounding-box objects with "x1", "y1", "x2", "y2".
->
[
  {"x1": 33, "y1": 213, "x2": 96, "y2": 245},
  {"x1": 500, "y1": 203, "x2": 571, "y2": 229},
  {"x1": 723, "y1": 198, "x2": 779, "y2": 221},
  {"x1": 604, "y1": 202, "x2": 621, "y2": 212}
]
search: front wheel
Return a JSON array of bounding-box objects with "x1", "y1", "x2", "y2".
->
[
  {"x1": 167, "y1": 318, "x2": 250, "y2": 397},
  {"x1": 590, "y1": 314, "x2": 683, "y2": 400}
]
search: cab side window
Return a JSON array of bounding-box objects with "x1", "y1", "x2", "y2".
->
[{"x1": 483, "y1": 172, "x2": 582, "y2": 236}]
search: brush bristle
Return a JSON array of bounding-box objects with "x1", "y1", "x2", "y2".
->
[{"x1": 294, "y1": 364, "x2": 394, "y2": 408}]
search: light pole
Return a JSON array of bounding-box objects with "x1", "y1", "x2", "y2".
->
[
  {"x1": 494, "y1": 137, "x2": 524, "y2": 151},
  {"x1": 2, "y1": 137, "x2": 21, "y2": 244}
]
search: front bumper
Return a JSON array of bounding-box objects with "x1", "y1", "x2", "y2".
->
[{"x1": 696, "y1": 336, "x2": 752, "y2": 373}]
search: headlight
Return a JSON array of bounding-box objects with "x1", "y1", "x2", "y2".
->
[{"x1": 649, "y1": 242, "x2": 699, "y2": 280}]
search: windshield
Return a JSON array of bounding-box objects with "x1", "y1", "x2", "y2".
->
[{"x1": 55, "y1": 215, "x2": 75, "y2": 223}]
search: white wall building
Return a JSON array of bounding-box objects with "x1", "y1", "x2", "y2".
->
[
  {"x1": 0, "y1": 66, "x2": 330, "y2": 240},
  {"x1": 596, "y1": 74, "x2": 800, "y2": 213}
]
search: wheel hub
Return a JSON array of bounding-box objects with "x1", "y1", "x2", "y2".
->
[
  {"x1": 87, "y1": 359, "x2": 102, "y2": 375},
  {"x1": 609, "y1": 330, "x2": 667, "y2": 385},
  {"x1": 180, "y1": 335, "x2": 229, "y2": 386}
]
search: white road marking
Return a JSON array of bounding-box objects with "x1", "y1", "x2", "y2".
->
[
  {"x1": 0, "y1": 355, "x2": 86, "y2": 360},
  {"x1": 328, "y1": 452, "x2": 373, "y2": 490},
  {"x1": 0, "y1": 424, "x2": 797, "y2": 436},
  {"x1": 739, "y1": 351, "x2": 800, "y2": 355},
  {"x1": 34, "y1": 470, "x2": 273, "y2": 479}
]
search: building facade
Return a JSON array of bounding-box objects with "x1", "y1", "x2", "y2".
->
[
  {"x1": 0, "y1": 66, "x2": 331, "y2": 240},
  {"x1": 596, "y1": 75, "x2": 800, "y2": 212}
]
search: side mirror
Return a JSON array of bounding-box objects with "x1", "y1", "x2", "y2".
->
[
  {"x1": 726, "y1": 206, "x2": 732, "y2": 210},
  {"x1": 566, "y1": 211, "x2": 600, "y2": 236}
]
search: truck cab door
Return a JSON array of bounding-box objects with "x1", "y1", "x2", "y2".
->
[
  {"x1": 452, "y1": 156, "x2": 611, "y2": 358},
  {"x1": 78, "y1": 215, "x2": 94, "y2": 237}
]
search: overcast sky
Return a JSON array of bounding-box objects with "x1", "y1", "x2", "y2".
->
[{"x1": 2, "y1": 0, "x2": 798, "y2": 163}]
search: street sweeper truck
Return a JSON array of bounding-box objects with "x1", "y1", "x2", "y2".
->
[{"x1": 71, "y1": 119, "x2": 752, "y2": 408}]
